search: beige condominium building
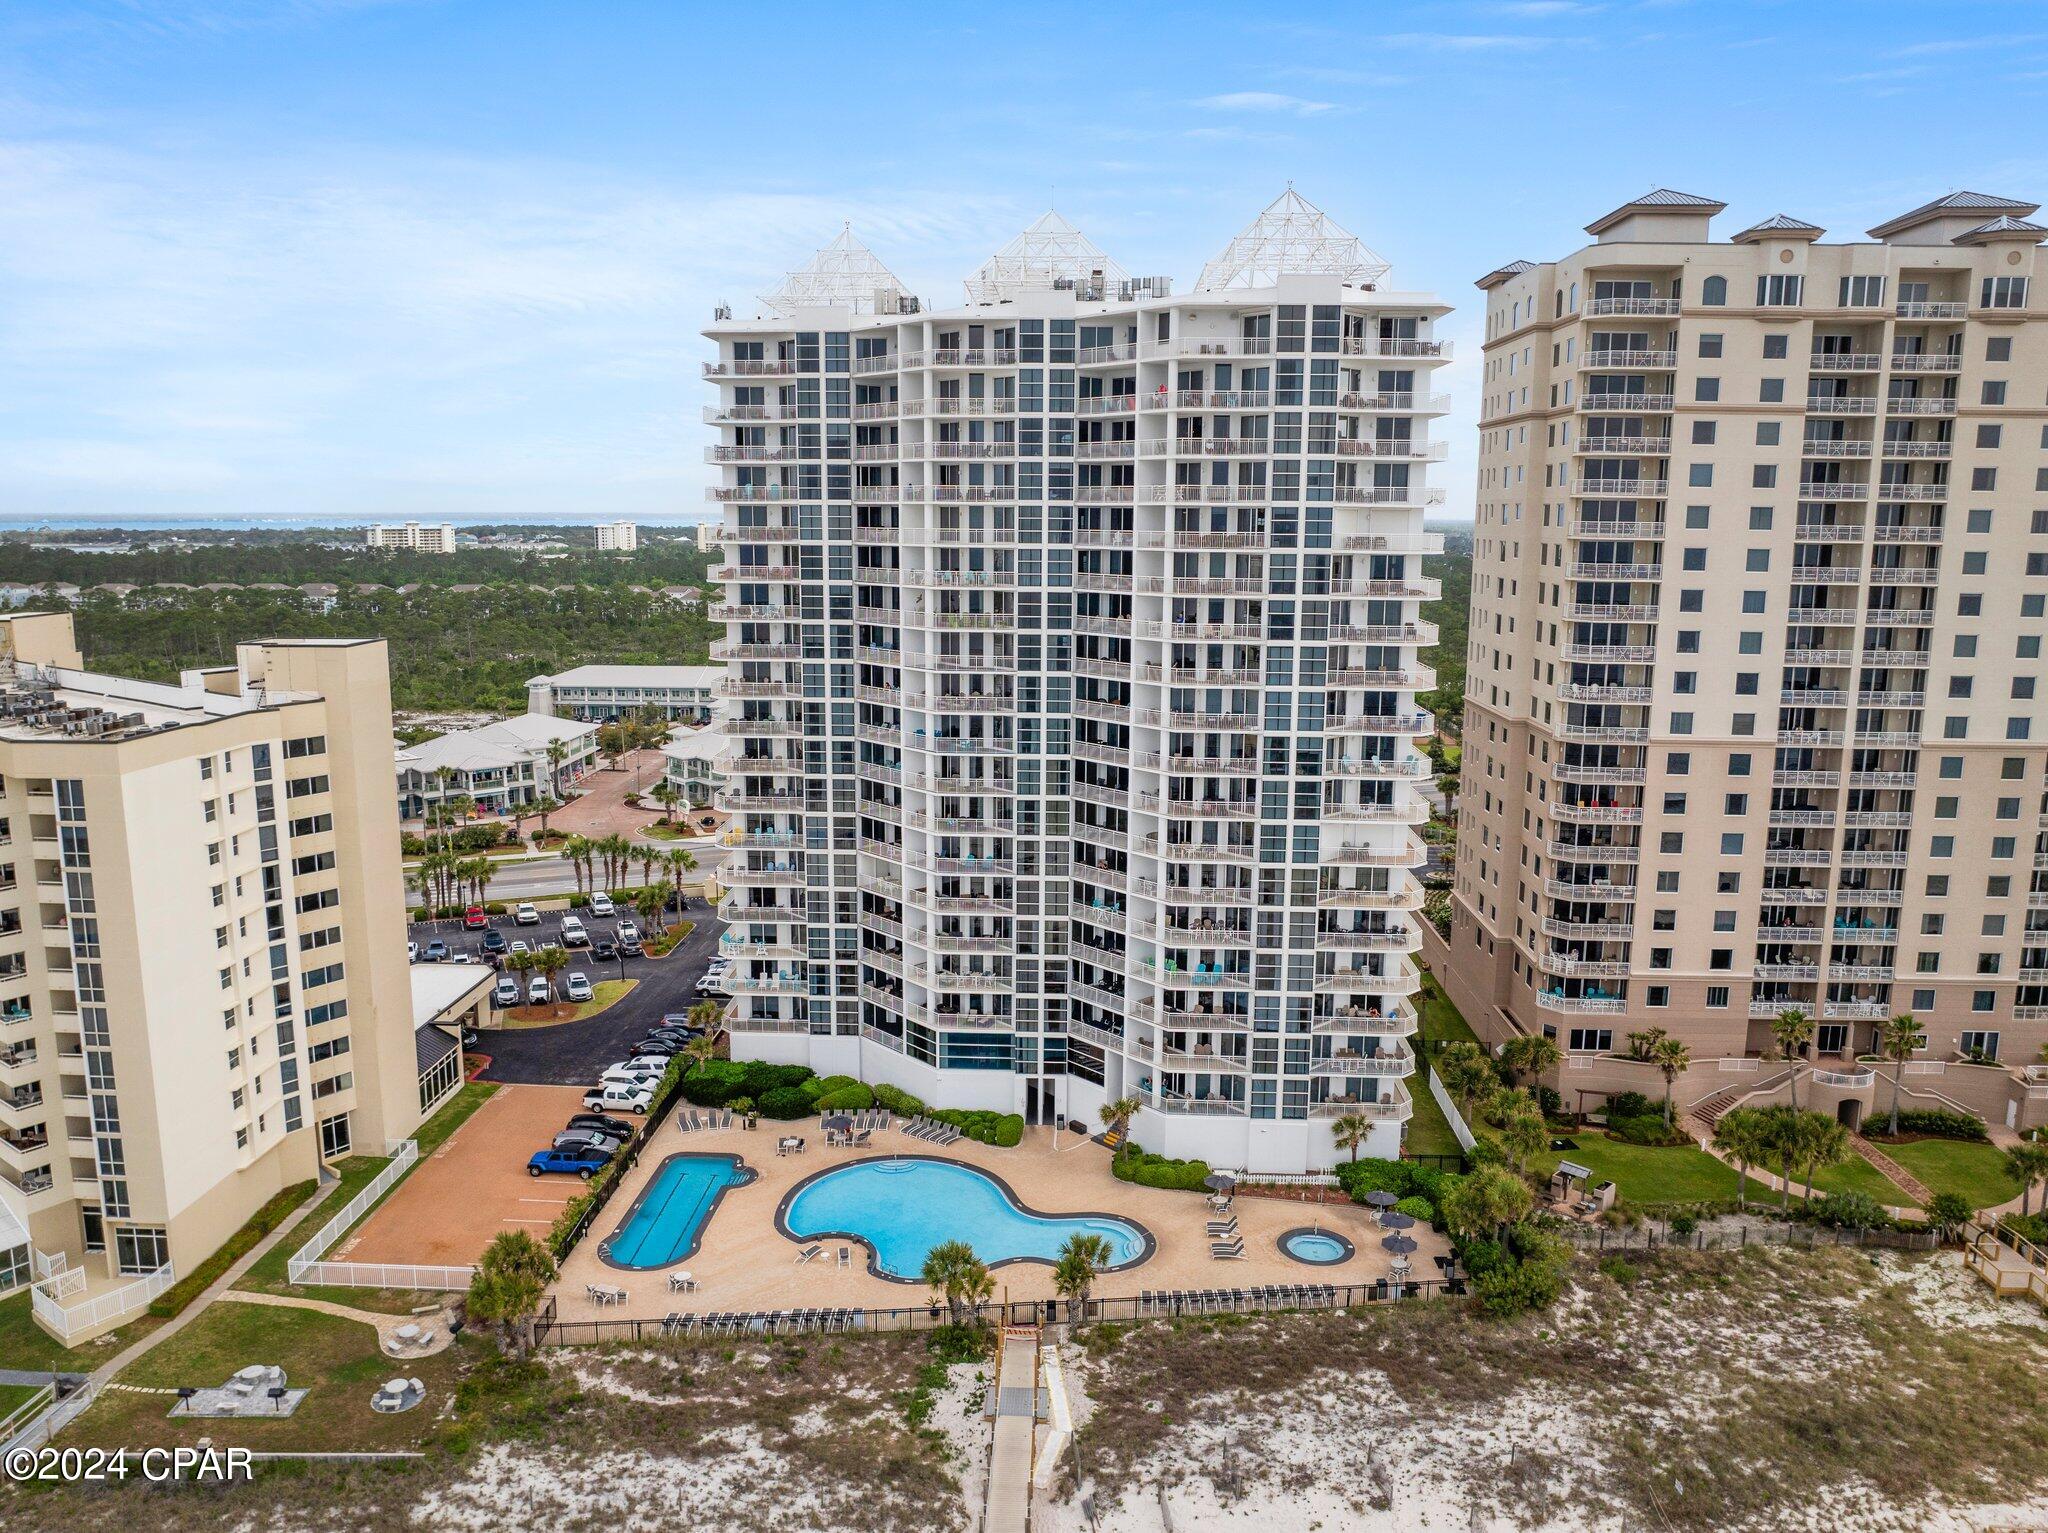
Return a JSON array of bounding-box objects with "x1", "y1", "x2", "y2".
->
[
  {"x1": 1442, "y1": 189, "x2": 2048, "y2": 1135},
  {"x1": 0, "y1": 612, "x2": 423, "y2": 1340},
  {"x1": 364, "y1": 521, "x2": 458, "y2": 553}
]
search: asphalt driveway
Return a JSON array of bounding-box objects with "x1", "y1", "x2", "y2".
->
[{"x1": 408, "y1": 903, "x2": 726, "y2": 1085}]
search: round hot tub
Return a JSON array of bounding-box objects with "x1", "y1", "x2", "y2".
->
[{"x1": 1278, "y1": 1227, "x2": 1356, "y2": 1266}]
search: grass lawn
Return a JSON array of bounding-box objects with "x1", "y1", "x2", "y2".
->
[
  {"x1": 1401, "y1": 971, "x2": 1478, "y2": 1162},
  {"x1": 1534, "y1": 1130, "x2": 1775, "y2": 1210},
  {"x1": 64, "y1": 1301, "x2": 465, "y2": 1454},
  {"x1": 0, "y1": 1380, "x2": 42, "y2": 1420},
  {"x1": 0, "y1": 1291, "x2": 143, "y2": 1375},
  {"x1": 1881, "y1": 1137, "x2": 2019, "y2": 1209},
  {"x1": 1809, "y1": 1153, "x2": 1918, "y2": 1208}
]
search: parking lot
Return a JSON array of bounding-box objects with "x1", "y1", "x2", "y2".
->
[
  {"x1": 408, "y1": 901, "x2": 725, "y2": 1087},
  {"x1": 336, "y1": 1083, "x2": 594, "y2": 1267}
]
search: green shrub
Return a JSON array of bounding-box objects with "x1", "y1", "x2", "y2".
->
[
  {"x1": 1454, "y1": 1237, "x2": 1511, "y2": 1281},
  {"x1": 568, "y1": 893, "x2": 588, "y2": 909},
  {"x1": 756, "y1": 1086, "x2": 813, "y2": 1120},
  {"x1": 1393, "y1": 1196, "x2": 1435, "y2": 1222},
  {"x1": 1110, "y1": 1148, "x2": 1212, "y2": 1191},
  {"x1": 814, "y1": 1083, "x2": 876, "y2": 1112},
  {"x1": 1668, "y1": 1212, "x2": 1697, "y2": 1237},
  {"x1": 1870, "y1": 1108, "x2": 1988, "y2": 1142},
  {"x1": 807, "y1": 1074, "x2": 859, "y2": 1101},
  {"x1": 1808, "y1": 1191, "x2": 1892, "y2": 1230},
  {"x1": 1332, "y1": 1156, "x2": 1417, "y2": 1202},
  {"x1": 411, "y1": 906, "x2": 429, "y2": 922},
  {"x1": 872, "y1": 1083, "x2": 928, "y2": 1118},
  {"x1": 1597, "y1": 1255, "x2": 1641, "y2": 1285},
  {"x1": 1608, "y1": 1112, "x2": 1686, "y2": 1147},
  {"x1": 1473, "y1": 1258, "x2": 1563, "y2": 1316},
  {"x1": 1605, "y1": 1091, "x2": 1655, "y2": 1121},
  {"x1": 1926, "y1": 1190, "x2": 1974, "y2": 1237},
  {"x1": 1532, "y1": 1085, "x2": 1564, "y2": 1118},
  {"x1": 2002, "y1": 1211, "x2": 2048, "y2": 1246},
  {"x1": 484, "y1": 901, "x2": 507, "y2": 915}
]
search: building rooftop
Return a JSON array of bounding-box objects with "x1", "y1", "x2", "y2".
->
[
  {"x1": 534, "y1": 663, "x2": 724, "y2": 690},
  {"x1": 1195, "y1": 188, "x2": 1390, "y2": 292},
  {"x1": 1474, "y1": 259, "x2": 1535, "y2": 291},
  {"x1": 760, "y1": 225, "x2": 910, "y2": 317},
  {"x1": 1584, "y1": 189, "x2": 1727, "y2": 235},
  {"x1": 397, "y1": 712, "x2": 597, "y2": 775},
  {"x1": 1868, "y1": 191, "x2": 2039, "y2": 240},
  {"x1": 964, "y1": 211, "x2": 1133, "y2": 304},
  {"x1": 1955, "y1": 214, "x2": 2047, "y2": 244},
  {"x1": 1732, "y1": 213, "x2": 1824, "y2": 242}
]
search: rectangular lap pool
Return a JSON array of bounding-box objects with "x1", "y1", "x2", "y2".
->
[{"x1": 601, "y1": 1153, "x2": 755, "y2": 1270}]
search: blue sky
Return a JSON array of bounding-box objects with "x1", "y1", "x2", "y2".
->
[{"x1": 1, "y1": 0, "x2": 2044, "y2": 524}]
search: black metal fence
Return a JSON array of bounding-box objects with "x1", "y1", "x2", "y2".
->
[
  {"x1": 536, "y1": 1278, "x2": 1452, "y2": 1346},
  {"x1": 1560, "y1": 1221, "x2": 1940, "y2": 1255}
]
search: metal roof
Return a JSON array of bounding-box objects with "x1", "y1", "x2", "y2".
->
[
  {"x1": 1868, "y1": 191, "x2": 2039, "y2": 239},
  {"x1": 1196, "y1": 188, "x2": 1390, "y2": 292},
  {"x1": 964, "y1": 211, "x2": 1128, "y2": 303},
  {"x1": 1584, "y1": 189, "x2": 1727, "y2": 235}
]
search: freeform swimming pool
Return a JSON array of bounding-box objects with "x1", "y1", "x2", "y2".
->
[
  {"x1": 601, "y1": 1153, "x2": 755, "y2": 1270},
  {"x1": 778, "y1": 1157, "x2": 1152, "y2": 1280}
]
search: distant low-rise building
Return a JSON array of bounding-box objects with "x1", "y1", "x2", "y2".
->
[
  {"x1": 594, "y1": 520, "x2": 639, "y2": 552},
  {"x1": 661, "y1": 713, "x2": 737, "y2": 806},
  {"x1": 395, "y1": 713, "x2": 599, "y2": 819},
  {"x1": 525, "y1": 664, "x2": 722, "y2": 723},
  {"x1": 364, "y1": 522, "x2": 458, "y2": 554}
]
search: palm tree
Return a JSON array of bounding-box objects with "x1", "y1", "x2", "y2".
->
[
  {"x1": 2002, "y1": 1138, "x2": 2048, "y2": 1216},
  {"x1": 637, "y1": 848, "x2": 660, "y2": 894},
  {"x1": 681, "y1": 1034, "x2": 719, "y2": 1075},
  {"x1": 1499, "y1": 1033, "x2": 1562, "y2": 1089},
  {"x1": 1440, "y1": 1164, "x2": 1532, "y2": 1245},
  {"x1": 1623, "y1": 1026, "x2": 1668, "y2": 1063},
  {"x1": 1878, "y1": 1013, "x2": 1921, "y2": 1136},
  {"x1": 431, "y1": 766, "x2": 457, "y2": 842},
  {"x1": 1712, "y1": 1107, "x2": 1773, "y2": 1213},
  {"x1": 1794, "y1": 1113, "x2": 1849, "y2": 1202},
  {"x1": 664, "y1": 847, "x2": 698, "y2": 907},
  {"x1": 1436, "y1": 772, "x2": 1459, "y2": 819},
  {"x1": 1329, "y1": 1112, "x2": 1372, "y2": 1162},
  {"x1": 532, "y1": 795, "x2": 561, "y2": 842},
  {"x1": 545, "y1": 737, "x2": 569, "y2": 797},
  {"x1": 652, "y1": 780, "x2": 683, "y2": 826},
  {"x1": 1434, "y1": 1040, "x2": 1497, "y2": 1117},
  {"x1": 1650, "y1": 1035, "x2": 1692, "y2": 1127},
  {"x1": 1772, "y1": 1007, "x2": 1815, "y2": 1109},
  {"x1": 687, "y1": 998, "x2": 724, "y2": 1034},
  {"x1": 562, "y1": 835, "x2": 592, "y2": 895},
  {"x1": 921, "y1": 1240, "x2": 992, "y2": 1327},
  {"x1": 633, "y1": 884, "x2": 666, "y2": 936},
  {"x1": 1492, "y1": 1092, "x2": 1547, "y2": 1174},
  {"x1": 1098, "y1": 1094, "x2": 1143, "y2": 1153},
  {"x1": 465, "y1": 1230, "x2": 557, "y2": 1356},
  {"x1": 535, "y1": 945, "x2": 569, "y2": 998},
  {"x1": 1757, "y1": 1106, "x2": 1805, "y2": 1212},
  {"x1": 1051, "y1": 1232, "x2": 1112, "y2": 1323}
]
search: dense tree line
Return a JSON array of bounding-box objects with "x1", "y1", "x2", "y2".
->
[
  {"x1": 1, "y1": 529, "x2": 713, "y2": 590},
  {"x1": 1422, "y1": 520, "x2": 1471, "y2": 734},
  {"x1": 60, "y1": 584, "x2": 717, "y2": 713}
]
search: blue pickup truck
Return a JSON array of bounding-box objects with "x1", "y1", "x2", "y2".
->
[{"x1": 527, "y1": 1145, "x2": 610, "y2": 1180}]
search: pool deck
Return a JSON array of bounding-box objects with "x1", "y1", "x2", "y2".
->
[{"x1": 551, "y1": 1120, "x2": 1448, "y2": 1317}]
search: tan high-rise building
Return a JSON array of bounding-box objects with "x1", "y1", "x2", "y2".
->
[
  {"x1": 0, "y1": 612, "x2": 424, "y2": 1339},
  {"x1": 1442, "y1": 190, "x2": 2048, "y2": 1131}
]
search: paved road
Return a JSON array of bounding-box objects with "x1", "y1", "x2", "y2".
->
[{"x1": 422, "y1": 911, "x2": 727, "y2": 1087}]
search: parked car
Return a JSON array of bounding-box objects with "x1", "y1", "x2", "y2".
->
[
  {"x1": 583, "y1": 1082, "x2": 654, "y2": 1114},
  {"x1": 527, "y1": 1146, "x2": 609, "y2": 1180},
  {"x1": 494, "y1": 976, "x2": 521, "y2": 1008},
  {"x1": 527, "y1": 974, "x2": 551, "y2": 1004},
  {"x1": 463, "y1": 905, "x2": 488, "y2": 930},
  {"x1": 617, "y1": 933, "x2": 643, "y2": 957},
  {"x1": 481, "y1": 929, "x2": 508, "y2": 955},
  {"x1": 551, "y1": 1128, "x2": 621, "y2": 1158},
  {"x1": 513, "y1": 902, "x2": 540, "y2": 925},
  {"x1": 566, "y1": 1112, "x2": 632, "y2": 1140},
  {"x1": 696, "y1": 970, "x2": 732, "y2": 996},
  {"x1": 449, "y1": 951, "x2": 477, "y2": 965},
  {"x1": 616, "y1": 919, "x2": 640, "y2": 943},
  {"x1": 560, "y1": 915, "x2": 589, "y2": 948},
  {"x1": 460, "y1": 1026, "x2": 480, "y2": 1050},
  {"x1": 631, "y1": 1038, "x2": 684, "y2": 1058},
  {"x1": 422, "y1": 940, "x2": 449, "y2": 963},
  {"x1": 508, "y1": 939, "x2": 531, "y2": 957},
  {"x1": 407, "y1": 940, "x2": 418, "y2": 962},
  {"x1": 564, "y1": 971, "x2": 593, "y2": 1002},
  {"x1": 600, "y1": 1062, "x2": 662, "y2": 1089},
  {"x1": 589, "y1": 891, "x2": 615, "y2": 917},
  {"x1": 591, "y1": 936, "x2": 618, "y2": 962}
]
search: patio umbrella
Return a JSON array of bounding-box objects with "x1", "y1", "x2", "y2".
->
[
  {"x1": 1379, "y1": 1211, "x2": 1417, "y2": 1230},
  {"x1": 1380, "y1": 1233, "x2": 1419, "y2": 1256},
  {"x1": 1203, "y1": 1172, "x2": 1237, "y2": 1193},
  {"x1": 822, "y1": 1114, "x2": 854, "y2": 1132},
  {"x1": 1362, "y1": 1190, "x2": 1399, "y2": 1209}
]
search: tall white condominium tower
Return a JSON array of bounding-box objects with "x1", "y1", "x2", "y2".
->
[
  {"x1": 1445, "y1": 190, "x2": 2048, "y2": 1133},
  {"x1": 594, "y1": 521, "x2": 640, "y2": 552},
  {"x1": 704, "y1": 194, "x2": 1449, "y2": 1173}
]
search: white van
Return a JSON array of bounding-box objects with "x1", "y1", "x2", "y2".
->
[{"x1": 560, "y1": 915, "x2": 589, "y2": 947}]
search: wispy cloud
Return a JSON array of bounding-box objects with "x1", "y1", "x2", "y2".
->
[
  {"x1": 1890, "y1": 31, "x2": 2047, "y2": 58},
  {"x1": 1194, "y1": 90, "x2": 1336, "y2": 115},
  {"x1": 1477, "y1": 1, "x2": 1599, "y2": 15},
  {"x1": 1378, "y1": 31, "x2": 1559, "y2": 50}
]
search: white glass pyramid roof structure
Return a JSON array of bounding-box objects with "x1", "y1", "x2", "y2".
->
[
  {"x1": 1196, "y1": 188, "x2": 1391, "y2": 292},
  {"x1": 761, "y1": 226, "x2": 909, "y2": 316},
  {"x1": 964, "y1": 211, "x2": 1128, "y2": 303}
]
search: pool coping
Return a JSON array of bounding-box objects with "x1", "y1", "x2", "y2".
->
[
  {"x1": 772, "y1": 1152, "x2": 1159, "y2": 1285},
  {"x1": 1277, "y1": 1225, "x2": 1357, "y2": 1266},
  {"x1": 598, "y1": 1151, "x2": 758, "y2": 1272}
]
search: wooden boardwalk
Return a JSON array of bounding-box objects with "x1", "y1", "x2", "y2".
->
[{"x1": 984, "y1": 1326, "x2": 1039, "y2": 1533}]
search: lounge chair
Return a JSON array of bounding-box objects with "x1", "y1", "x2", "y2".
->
[
  {"x1": 838, "y1": 1247, "x2": 851, "y2": 1269},
  {"x1": 854, "y1": 1129, "x2": 872, "y2": 1148},
  {"x1": 794, "y1": 1244, "x2": 821, "y2": 1264}
]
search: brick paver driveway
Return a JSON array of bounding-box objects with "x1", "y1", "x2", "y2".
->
[{"x1": 552, "y1": 748, "x2": 669, "y2": 839}]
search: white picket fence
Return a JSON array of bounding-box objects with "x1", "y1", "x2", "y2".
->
[
  {"x1": 29, "y1": 1263, "x2": 176, "y2": 1344},
  {"x1": 284, "y1": 1139, "x2": 474, "y2": 1292},
  {"x1": 1428, "y1": 1067, "x2": 1478, "y2": 1154}
]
